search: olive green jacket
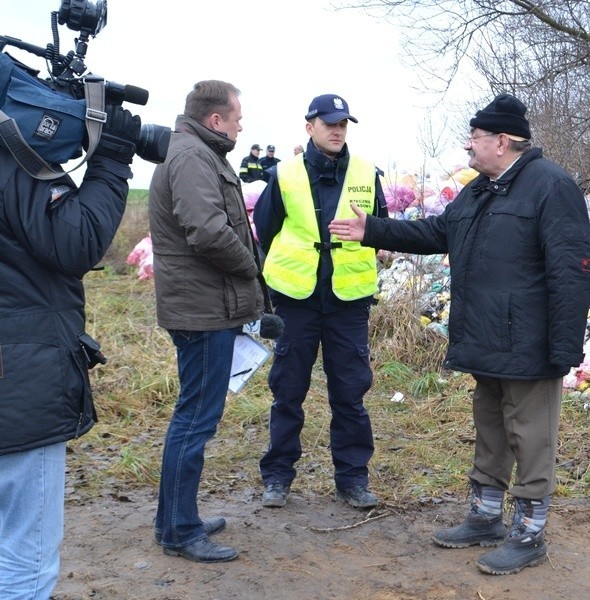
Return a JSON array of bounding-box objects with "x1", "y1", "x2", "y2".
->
[{"x1": 149, "y1": 115, "x2": 262, "y2": 331}]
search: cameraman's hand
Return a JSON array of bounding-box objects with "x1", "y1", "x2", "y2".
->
[{"x1": 94, "y1": 104, "x2": 141, "y2": 164}]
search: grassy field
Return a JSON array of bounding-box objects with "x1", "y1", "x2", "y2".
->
[{"x1": 67, "y1": 190, "x2": 590, "y2": 506}]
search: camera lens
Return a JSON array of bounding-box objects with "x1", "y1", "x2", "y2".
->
[
  {"x1": 58, "y1": 0, "x2": 107, "y2": 36},
  {"x1": 137, "y1": 124, "x2": 171, "y2": 164}
]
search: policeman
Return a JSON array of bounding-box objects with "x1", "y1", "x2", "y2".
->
[
  {"x1": 259, "y1": 144, "x2": 281, "y2": 181},
  {"x1": 253, "y1": 93, "x2": 388, "y2": 509}
]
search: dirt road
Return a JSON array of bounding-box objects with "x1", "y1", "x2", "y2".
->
[{"x1": 52, "y1": 487, "x2": 589, "y2": 600}]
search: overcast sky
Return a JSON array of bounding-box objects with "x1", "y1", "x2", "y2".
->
[{"x1": 3, "y1": 0, "x2": 477, "y2": 188}]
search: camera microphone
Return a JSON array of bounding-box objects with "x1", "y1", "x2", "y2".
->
[
  {"x1": 104, "y1": 81, "x2": 149, "y2": 106},
  {"x1": 260, "y1": 313, "x2": 285, "y2": 339}
]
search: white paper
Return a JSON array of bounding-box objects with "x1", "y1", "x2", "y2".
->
[{"x1": 228, "y1": 333, "x2": 271, "y2": 393}]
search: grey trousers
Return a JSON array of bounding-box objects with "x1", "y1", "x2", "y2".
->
[{"x1": 468, "y1": 375, "x2": 562, "y2": 499}]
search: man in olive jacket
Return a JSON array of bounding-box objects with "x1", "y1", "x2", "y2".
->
[
  {"x1": 329, "y1": 94, "x2": 590, "y2": 576},
  {"x1": 149, "y1": 80, "x2": 263, "y2": 564}
]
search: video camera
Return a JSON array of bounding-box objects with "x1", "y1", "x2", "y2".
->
[{"x1": 0, "y1": 0, "x2": 170, "y2": 167}]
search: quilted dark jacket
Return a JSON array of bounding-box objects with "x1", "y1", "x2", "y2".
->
[
  {"x1": 363, "y1": 148, "x2": 590, "y2": 379},
  {"x1": 0, "y1": 150, "x2": 130, "y2": 455}
]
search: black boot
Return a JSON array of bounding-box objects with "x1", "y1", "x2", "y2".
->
[
  {"x1": 476, "y1": 497, "x2": 548, "y2": 575},
  {"x1": 433, "y1": 511, "x2": 506, "y2": 548},
  {"x1": 433, "y1": 480, "x2": 506, "y2": 548}
]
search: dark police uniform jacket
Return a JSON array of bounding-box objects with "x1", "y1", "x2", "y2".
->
[{"x1": 239, "y1": 152, "x2": 264, "y2": 183}]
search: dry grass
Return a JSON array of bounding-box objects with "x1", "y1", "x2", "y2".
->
[{"x1": 66, "y1": 192, "x2": 590, "y2": 506}]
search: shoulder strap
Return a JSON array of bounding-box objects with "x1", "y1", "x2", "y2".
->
[{"x1": 0, "y1": 78, "x2": 106, "y2": 180}]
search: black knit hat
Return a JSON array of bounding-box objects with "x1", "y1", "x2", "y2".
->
[{"x1": 469, "y1": 93, "x2": 531, "y2": 139}]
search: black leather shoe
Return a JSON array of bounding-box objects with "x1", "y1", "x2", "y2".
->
[
  {"x1": 163, "y1": 537, "x2": 239, "y2": 563},
  {"x1": 154, "y1": 517, "x2": 226, "y2": 546}
]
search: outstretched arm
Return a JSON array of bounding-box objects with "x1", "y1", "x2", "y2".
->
[{"x1": 328, "y1": 203, "x2": 367, "y2": 241}]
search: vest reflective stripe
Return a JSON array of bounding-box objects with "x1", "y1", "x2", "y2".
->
[{"x1": 263, "y1": 154, "x2": 378, "y2": 300}]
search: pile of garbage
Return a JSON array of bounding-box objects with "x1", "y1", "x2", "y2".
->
[
  {"x1": 126, "y1": 235, "x2": 153, "y2": 280},
  {"x1": 563, "y1": 338, "x2": 590, "y2": 402},
  {"x1": 381, "y1": 166, "x2": 478, "y2": 219},
  {"x1": 377, "y1": 253, "x2": 451, "y2": 339}
]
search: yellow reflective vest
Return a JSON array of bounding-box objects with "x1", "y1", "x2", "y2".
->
[{"x1": 263, "y1": 154, "x2": 378, "y2": 300}]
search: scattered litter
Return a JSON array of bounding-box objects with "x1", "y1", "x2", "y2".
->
[
  {"x1": 126, "y1": 235, "x2": 153, "y2": 280},
  {"x1": 390, "y1": 392, "x2": 405, "y2": 403}
]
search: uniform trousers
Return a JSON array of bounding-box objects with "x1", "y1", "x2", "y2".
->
[{"x1": 260, "y1": 302, "x2": 374, "y2": 489}]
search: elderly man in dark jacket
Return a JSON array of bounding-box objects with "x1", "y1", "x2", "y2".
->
[
  {"x1": 149, "y1": 80, "x2": 263, "y2": 564},
  {"x1": 0, "y1": 105, "x2": 140, "y2": 598},
  {"x1": 329, "y1": 93, "x2": 590, "y2": 576}
]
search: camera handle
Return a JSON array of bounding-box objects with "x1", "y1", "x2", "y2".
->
[{"x1": 0, "y1": 76, "x2": 105, "y2": 180}]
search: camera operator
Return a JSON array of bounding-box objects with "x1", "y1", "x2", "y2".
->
[{"x1": 0, "y1": 103, "x2": 140, "y2": 599}]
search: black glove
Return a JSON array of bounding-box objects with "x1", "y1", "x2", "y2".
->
[{"x1": 94, "y1": 104, "x2": 141, "y2": 164}]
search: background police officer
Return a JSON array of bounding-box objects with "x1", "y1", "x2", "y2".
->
[
  {"x1": 260, "y1": 144, "x2": 281, "y2": 181},
  {"x1": 239, "y1": 143, "x2": 264, "y2": 182}
]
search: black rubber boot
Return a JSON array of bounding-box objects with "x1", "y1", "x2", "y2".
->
[
  {"x1": 476, "y1": 528, "x2": 547, "y2": 574},
  {"x1": 433, "y1": 479, "x2": 506, "y2": 548},
  {"x1": 476, "y1": 497, "x2": 548, "y2": 575},
  {"x1": 433, "y1": 511, "x2": 507, "y2": 548}
]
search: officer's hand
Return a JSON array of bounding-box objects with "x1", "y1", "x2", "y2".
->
[{"x1": 94, "y1": 104, "x2": 141, "y2": 164}]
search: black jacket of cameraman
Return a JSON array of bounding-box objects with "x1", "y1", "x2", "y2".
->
[{"x1": 0, "y1": 149, "x2": 131, "y2": 455}]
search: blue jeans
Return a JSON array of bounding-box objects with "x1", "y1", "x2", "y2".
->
[
  {"x1": 0, "y1": 442, "x2": 66, "y2": 600},
  {"x1": 155, "y1": 328, "x2": 237, "y2": 548}
]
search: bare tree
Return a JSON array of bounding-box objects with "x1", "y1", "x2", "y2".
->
[{"x1": 337, "y1": 1, "x2": 590, "y2": 188}]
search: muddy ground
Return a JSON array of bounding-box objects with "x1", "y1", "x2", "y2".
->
[{"x1": 52, "y1": 487, "x2": 589, "y2": 600}]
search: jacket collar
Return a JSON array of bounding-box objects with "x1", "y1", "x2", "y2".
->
[
  {"x1": 174, "y1": 114, "x2": 236, "y2": 155},
  {"x1": 305, "y1": 140, "x2": 349, "y2": 177},
  {"x1": 471, "y1": 147, "x2": 543, "y2": 196}
]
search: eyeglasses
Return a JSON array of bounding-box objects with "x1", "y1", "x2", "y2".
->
[{"x1": 466, "y1": 132, "x2": 497, "y2": 143}]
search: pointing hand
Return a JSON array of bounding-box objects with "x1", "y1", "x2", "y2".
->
[{"x1": 328, "y1": 203, "x2": 367, "y2": 241}]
